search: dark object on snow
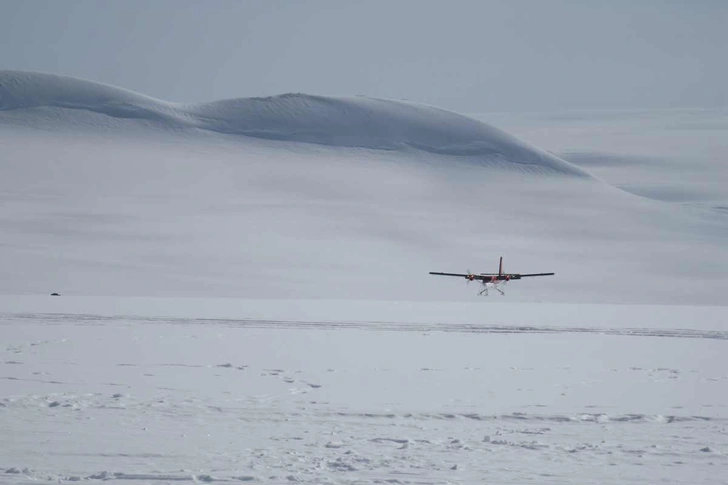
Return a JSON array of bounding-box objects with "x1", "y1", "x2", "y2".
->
[{"x1": 51, "y1": 293, "x2": 60, "y2": 296}]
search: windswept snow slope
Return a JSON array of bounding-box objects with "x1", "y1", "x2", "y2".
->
[
  {"x1": 0, "y1": 70, "x2": 585, "y2": 173},
  {"x1": 0, "y1": 70, "x2": 727, "y2": 303}
]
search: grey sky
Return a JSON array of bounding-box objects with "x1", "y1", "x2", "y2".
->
[{"x1": 1, "y1": 0, "x2": 725, "y2": 112}]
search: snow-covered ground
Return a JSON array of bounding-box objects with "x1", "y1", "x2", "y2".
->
[
  {"x1": 1, "y1": 71, "x2": 727, "y2": 483},
  {"x1": 2, "y1": 297, "x2": 727, "y2": 484}
]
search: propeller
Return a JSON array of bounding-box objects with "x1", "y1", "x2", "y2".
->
[{"x1": 466, "y1": 270, "x2": 475, "y2": 283}]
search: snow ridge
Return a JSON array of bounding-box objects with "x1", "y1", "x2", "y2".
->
[{"x1": 0, "y1": 70, "x2": 587, "y2": 175}]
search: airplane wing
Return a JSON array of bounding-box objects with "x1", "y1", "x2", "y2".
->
[
  {"x1": 429, "y1": 271, "x2": 555, "y2": 279},
  {"x1": 429, "y1": 272, "x2": 490, "y2": 281}
]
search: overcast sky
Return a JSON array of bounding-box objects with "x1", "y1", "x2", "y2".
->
[{"x1": 1, "y1": 0, "x2": 725, "y2": 112}]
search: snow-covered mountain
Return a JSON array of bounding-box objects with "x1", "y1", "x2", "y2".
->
[{"x1": 1, "y1": 70, "x2": 726, "y2": 303}]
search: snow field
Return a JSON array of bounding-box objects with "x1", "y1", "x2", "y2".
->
[{"x1": 1, "y1": 300, "x2": 727, "y2": 484}]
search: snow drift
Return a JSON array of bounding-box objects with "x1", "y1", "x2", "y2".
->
[{"x1": 0, "y1": 70, "x2": 586, "y2": 175}]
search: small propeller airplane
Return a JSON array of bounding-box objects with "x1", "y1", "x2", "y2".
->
[{"x1": 429, "y1": 257, "x2": 554, "y2": 296}]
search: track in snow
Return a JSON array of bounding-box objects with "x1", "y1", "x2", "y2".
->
[{"x1": 2, "y1": 312, "x2": 727, "y2": 341}]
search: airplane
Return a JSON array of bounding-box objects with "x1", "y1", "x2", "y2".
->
[{"x1": 429, "y1": 257, "x2": 554, "y2": 295}]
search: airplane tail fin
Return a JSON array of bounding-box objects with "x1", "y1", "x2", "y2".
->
[{"x1": 499, "y1": 256, "x2": 503, "y2": 276}]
